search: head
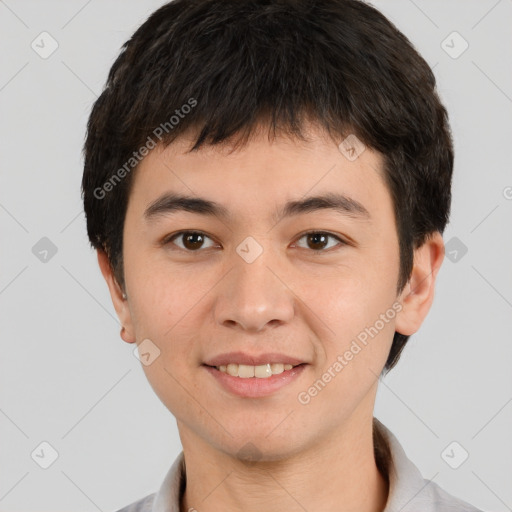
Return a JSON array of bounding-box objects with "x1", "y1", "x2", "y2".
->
[{"x1": 82, "y1": 0, "x2": 451, "y2": 459}]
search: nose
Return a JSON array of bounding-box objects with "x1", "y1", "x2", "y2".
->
[{"x1": 214, "y1": 247, "x2": 295, "y2": 333}]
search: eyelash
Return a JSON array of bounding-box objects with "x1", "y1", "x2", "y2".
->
[{"x1": 162, "y1": 230, "x2": 347, "y2": 253}]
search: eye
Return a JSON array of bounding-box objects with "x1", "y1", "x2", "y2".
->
[
  {"x1": 294, "y1": 231, "x2": 346, "y2": 252},
  {"x1": 162, "y1": 230, "x2": 347, "y2": 253},
  {"x1": 164, "y1": 231, "x2": 217, "y2": 251}
]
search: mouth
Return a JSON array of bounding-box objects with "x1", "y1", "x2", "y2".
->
[
  {"x1": 204, "y1": 362, "x2": 305, "y2": 379},
  {"x1": 203, "y1": 362, "x2": 308, "y2": 398}
]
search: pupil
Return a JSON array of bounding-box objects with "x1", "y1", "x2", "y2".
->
[
  {"x1": 185, "y1": 232, "x2": 203, "y2": 250},
  {"x1": 309, "y1": 233, "x2": 327, "y2": 250}
]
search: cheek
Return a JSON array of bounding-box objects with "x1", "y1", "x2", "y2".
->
[
  {"x1": 300, "y1": 253, "x2": 398, "y2": 376},
  {"x1": 130, "y1": 285, "x2": 207, "y2": 419},
  {"x1": 129, "y1": 281, "x2": 202, "y2": 358},
  {"x1": 317, "y1": 290, "x2": 396, "y2": 374},
  {"x1": 125, "y1": 259, "x2": 221, "y2": 392},
  {"x1": 301, "y1": 287, "x2": 396, "y2": 419},
  {"x1": 125, "y1": 248, "x2": 200, "y2": 335},
  {"x1": 303, "y1": 254, "x2": 398, "y2": 331}
]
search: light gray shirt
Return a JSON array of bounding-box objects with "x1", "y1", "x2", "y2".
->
[{"x1": 115, "y1": 418, "x2": 483, "y2": 512}]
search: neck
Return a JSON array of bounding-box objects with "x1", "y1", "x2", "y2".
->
[{"x1": 178, "y1": 412, "x2": 389, "y2": 512}]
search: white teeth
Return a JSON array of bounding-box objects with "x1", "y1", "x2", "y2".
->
[
  {"x1": 238, "y1": 364, "x2": 255, "y2": 378},
  {"x1": 216, "y1": 363, "x2": 298, "y2": 378}
]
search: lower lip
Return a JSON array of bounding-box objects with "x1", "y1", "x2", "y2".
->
[{"x1": 203, "y1": 364, "x2": 307, "y2": 398}]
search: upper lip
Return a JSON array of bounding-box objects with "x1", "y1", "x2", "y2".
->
[{"x1": 204, "y1": 352, "x2": 306, "y2": 367}]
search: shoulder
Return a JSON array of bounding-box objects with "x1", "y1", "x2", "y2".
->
[
  {"x1": 425, "y1": 479, "x2": 484, "y2": 512},
  {"x1": 113, "y1": 492, "x2": 156, "y2": 512},
  {"x1": 113, "y1": 451, "x2": 185, "y2": 512},
  {"x1": 373, "y1": 418, "x2": 484, "y2": 512}
]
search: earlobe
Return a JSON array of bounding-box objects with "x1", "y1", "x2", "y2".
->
[
  {"x1": 96, "y1": 249, "x2": 136, "y2": 344},
  {"x1": 394, "y1": 232, "x2": 445, "y2": 336}
]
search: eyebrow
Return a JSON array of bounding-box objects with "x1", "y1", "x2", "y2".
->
[{"x1": 143, "y1": 192, "x2": 371, "y2": 224}]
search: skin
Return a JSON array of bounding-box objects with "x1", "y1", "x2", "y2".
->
[{"x1": 98, "y1": 120, "x2": 445, "y2": 512}]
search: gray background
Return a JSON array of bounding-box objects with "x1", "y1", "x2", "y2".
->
[{"x1": 0, "y1": 0, "x2": 511, "y2": 511}]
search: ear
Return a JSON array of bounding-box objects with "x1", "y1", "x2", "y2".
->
[
  {"x1": 97, "y1": 249, "x2": 136, "y2": 344},
  {"x1": 394, "y1": 231, "x2": 445, "y2": 336}
]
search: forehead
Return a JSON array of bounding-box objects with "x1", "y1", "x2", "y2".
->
[{"x1": 127, "y1": 122, "x2": 391, "y2": 227}]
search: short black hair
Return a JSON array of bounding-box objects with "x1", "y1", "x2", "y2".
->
[{"x1": 82, "y1": 0, "x2": 454, "y2": 372}]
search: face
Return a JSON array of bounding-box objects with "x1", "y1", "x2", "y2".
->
[{"x1": 99, "y1": 121, "x2": 441, "y2": 461}]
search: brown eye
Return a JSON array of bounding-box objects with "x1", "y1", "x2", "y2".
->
[
  {"x1": 295, "y1": 231, "x2": 345, "y2": 252},
  {"x1": 166, "y1": 231, "x2": 215, "y2": 251}
]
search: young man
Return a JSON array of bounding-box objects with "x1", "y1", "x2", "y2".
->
[{"x1": 82, "y1": 1, "x2": 483, "y2": 511}]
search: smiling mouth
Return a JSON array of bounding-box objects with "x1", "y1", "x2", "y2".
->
[{"x1": 206, "y1": 362, "x2": 304, "y2": 378}]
